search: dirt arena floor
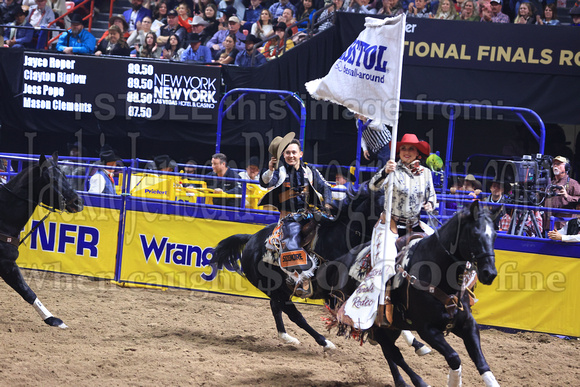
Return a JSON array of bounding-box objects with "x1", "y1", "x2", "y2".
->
[{"x1": 1, "y1": 270, "x2": 578, "y2": 387}]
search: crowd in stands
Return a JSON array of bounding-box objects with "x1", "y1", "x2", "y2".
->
[{"x1": 3, "y1": 0, "x2": 578, "y2": 65}]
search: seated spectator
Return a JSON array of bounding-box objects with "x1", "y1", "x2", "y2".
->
[
  {"x1": 182, "y1": 159, "x2": 197, "y2": 175},
  {"x1": 537, "y1": 3, "x2": 559, "y2": 25},
  {"x1": 216, "y1": 4, "x2": 237, "y2": 30},
  {"x1": 188, "y1": 14, "x2": 210, "y2": 44},
  {"x1": 88, "y1": 150, "x2": 118, "y2": 194},
  {"x1": 203, "y1": 3, "x2": 220, "y2": 37},
  {"x1": 157, "y1": 9, "x2": 186, "y2": 46},
  {"x1": 56, "y1": 14, "x2": 96, "y2": 54},
  {"x1": 548, "y1": 202, "x2": 580, "y2": 243},
  {"x1": 262, "y1": 22, "x2": 294, "y2": 59},
  {"x1": 95, "y1": 25, "x2": 131, "y2": 56},
  {"x1": 152, "y1": 0, "x2": 168, "y2": 31},
  {"x1": 213, "y1": 33, "x2": 239, "y2": 64},
  {"x1": 571, "y1": 5, "x2": 580, "y2": 26},
  {"x1": 48, "y1": 0, "x2": 68, "y2": 28},
  {"x1": 514, "y1": 2, "x2": 535, "y2": 24},
  {"x1": 26, "y1": 0, "x2": 55, "y2": 49},
  {"x1": 124, "y1": 0, "x2": 152, "y2": 32},
  {"x1": 98, "y1": 15, "x2": 130, "y2": 46},
  {"x1": 270, "y1": 0, "x2": 295, "y2": 19},
  {"x1": 127, "y1": 15, "x2": 154, "y2": 53},
  {"x1": 3, "y1": 7, "x2": 34, "y2": 48},
  {"x1": 280, "y1": 7, "x2": 298, "y2": 35},
  {"x1": 206, "y1": 15, "x2": 246, "y2": 53},
  {"x1": 407, "y1": 0, "x2": 430, "y2": 18},
  {"x1": 152, "y1": 154, "x2": 177, "y2": 172},
  {"x1": 177, "y1": 2, "x2": 193, "y2": 32},
  {"x1": 318, "y1": 0, "x2": 346, "y2": 31},
  {"x1": 489, "y1": 0, "x2": 509, "y2": 23},
  {"x1": 181, "y1": 32, "x2": 213, "y2": 62},
  {"x1": 239, "y1": 156, "x2": 260, "y2": 181},
  {"x1": 161, "y1": 32, "x2": 185, "y2": 60},
  {"x1": 207, "y1": 152, "x2": 241, "y2": 207},
  {"x1": 331, "y1": 166, "x2": 351, "y2": 203},
  {"x1": 60, "y1": 141, "x2": 87, "y2": 191},
  {"x1": 457, "y1": 0, "x2": 478, "y2": 21},
  {"x1": 462, "y1": 174, "x2": 482, "y2": 198},
  {"x1": 500, "y1": 209, "x2": 543, "y2": 237},
  {"x1": 235, "y1": 33, "x2": 267, "y2": 66},
  {"x1": 0, "y1": 0, "x2": 20, "y2": 25},
  {"x1": 483, "y1": 179, "x2": 508, "y2": 230},
  {"x1": 432, "y1": 0, "x2": 456, "y2": 19},
  {"x1": 479, "y1": 2, "x2": 492, "y2": 22},
  {"x1": 376, "y1": 0, "x2": 404, "y2": 17},
  {"x1": 347, "y1": 0, "x2": 377, "y2": 14},
  {"x1": 198, "y1": 0, "x2": 214, "y2": 15},
  {"x1": 296, "y1": 0, "x2": 316, "y2": 30},
  {"x1": 139, "y1": 31, "x2": 162, "y2": 57},
  {"x1": 218, "y1": 0, "x2": 246, "y2": 20},
  {"x1": 251, "y1": 8, "x2": 274, "y2": 40},
  {"x1": 242, "y1": 0, "x2": 264, "y2": 32}
]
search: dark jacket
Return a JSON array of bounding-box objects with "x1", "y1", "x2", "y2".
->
[{"x1": 207, "y1": 167, "x2": 242, "y2": 207}]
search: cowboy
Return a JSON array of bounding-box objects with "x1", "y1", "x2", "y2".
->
[
  {"x1": 88, "y1": 149, "x2": 118, "y2": 194},
  {"x1": 483, "y1": 179, "x2": 509, "y2": 230},
  {"x1": 259, "y1": 132, "x2": 332, "y2": 298}
]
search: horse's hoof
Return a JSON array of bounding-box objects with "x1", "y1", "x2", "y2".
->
[
  {"x1": 323, "y1": 340, "x2": 336, "y2": 352},
  {"x1": 44, "y1": 317, "x2": 68, "y2": 329},
  {"x1": 415, "y1": 344, "x2": 431, "y2": 356},
  {"x1": 278, "y1": 332, "x2": 300, "y2": 345},
  {"x1": 482, "y1": 371, "x2": 500, "y2": 387}
]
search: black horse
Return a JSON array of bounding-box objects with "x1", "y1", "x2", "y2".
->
[
  {"x1": 0, "y1": 153, "x2": 83, "y2": 328},
  {"x1": 352, "y1": 201, "x2": 499, "y2": 387}
]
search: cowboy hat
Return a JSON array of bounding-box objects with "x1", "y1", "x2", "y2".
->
[
  {"x1": 189, "y1": 15, "x2": 209, "y2": 26},
  {"x1": 268, "y1": 132, "x2": 295, "y2": 169},
  {"x1": 464, "y1": 174, "x2": 482, "y2": 190},
  {"x1": 109, "y1": 14, "x2": 129, "y2": 31},
  {"x1": 396, "y1": 133, "x2": 430, "y2": 155}
]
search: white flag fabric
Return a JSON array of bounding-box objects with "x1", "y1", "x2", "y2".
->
[{"x1": 305, "y1": 14, "x2": 406, "y2": 127}]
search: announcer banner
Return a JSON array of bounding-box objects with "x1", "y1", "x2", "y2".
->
[
  {"x1": 120, "y1": 210, "x2": 266, "y2": 295},
  {"x1": 18, "y1": 206, "x2": 120, "y2": 278},
  {"x1": 20, "y1": 52, "x2": 221, "y2": 123},
  {"x1": 472, "y1": 249, "x2": 580, "y2": 337}
]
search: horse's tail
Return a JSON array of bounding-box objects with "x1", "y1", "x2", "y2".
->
[{"x1": 211, "y1": 234, "x2": 252, "y2": 273}]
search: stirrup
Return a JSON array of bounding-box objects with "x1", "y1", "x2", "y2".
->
[{"x1": 293, "y1": 279, "x2": 313, "y2": 298}]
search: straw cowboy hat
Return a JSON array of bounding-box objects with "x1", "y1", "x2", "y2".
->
[
  {"x1": 268, "y1": 132, "x2": 295, "y2": 169},
  {"x1": 464, "y1": 174, "x2": 482, "y2": 190},
  {"x1": 396, "y1": 133, "x2": 430, "y2": 156}
]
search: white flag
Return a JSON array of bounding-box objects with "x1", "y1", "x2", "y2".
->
[{"x1": 305, "y1": 15, "x2": 406, "y2": 127}]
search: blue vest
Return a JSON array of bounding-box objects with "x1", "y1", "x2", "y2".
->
[{"x1": 96, "y1": 169, "x2": 116, "y2": 195}]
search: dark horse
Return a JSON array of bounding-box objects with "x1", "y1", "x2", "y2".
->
[
  {"x1": 0, "y1": 153, "x2": 83, "y2": 328},
  {"x1": 211, "y1": 191, "x2": 381, "y2": 350},
  {"x1": 361, "y1": 201, "x2": 499, "y2": 387}
]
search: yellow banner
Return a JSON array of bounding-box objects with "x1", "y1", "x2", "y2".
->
[
  {"x1": 18, "y1": 206, "x2": 119, "y2": 278},
  {"x1": 472, "y1": 249, "x2": 580, "y2": 337}
]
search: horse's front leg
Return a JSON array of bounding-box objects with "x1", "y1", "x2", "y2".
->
[
  {"x1": 270, "y1": 297, "x2": 300, "y2": 345},
  {"x1": 455, "y1": 314, "x2": 500, "y2": 387},
  {"x1": 416, "y1": 326, "x2": 462, "y2": 387},
  {"x1": 0, "y1": 259, "x2": 67, "y2": 328}
]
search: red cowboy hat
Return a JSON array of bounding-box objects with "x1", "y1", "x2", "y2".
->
[{"x1": 396, "y1": 133, "x2": 430, "y2": 155}]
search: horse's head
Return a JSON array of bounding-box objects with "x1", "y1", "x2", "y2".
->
[
  {"x1": 39, "y1": 153, "x2": 84, "y2": 213},
  {"x1": 461, "y1": 201, "x2": 497, "y2": 285}
]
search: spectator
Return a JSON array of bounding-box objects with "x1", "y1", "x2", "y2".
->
[
  {"x1": 177, "y1": 3, "x2": 193, "y2": 32},
  {"x1": 571, "y1": 5, "x2": 580, "y2": 26},
  {"x1": 432, "y1": 0, "x2": 456, "y2": 19},
  {"x1": 56, "y1": 14, "x2": 96, "y2": 54},
  {"x1": 376, "y1": 0, "x2": 404, "y2": 17},
  {"x1": 127, "y1": 15, "x2": 154, "y2": 52},
  {"x1": 330, "y1": 166, "x2": 351, "y2": 203},
  {"x1": 206, "y1": 15, "x2": 246, "y2": 53},
  {"x1": 98, "y1": 15, "x2": 130, "y2": 46},
  {"x1": 181, "y1": 32, "x2": 213, "y2": 62},
  {"x1": 48, "y1": 0, "x2": 68, "y2": 28},
  {"x1": 218, "y1": 0, "x2": 246, "y2": 20},
  {"x1": 239, "y1": 156, "x2": 260, "y2": 181},
  {"x1": 198, "y1": 0, "x2": 215, "y2": 15},
  {"x1": 95, "y1": 25, "x2": 131, "y2": 56},
  {"x1": 213, "y1": 33, "x2": 239, "y2": 63},
  {"x1": 347, "y1": 0, "x2": 377, "y2": 14},
  {"x1": 139, "y1": 31, "x2": 162, "y2": 57},
  {"x1": 188, "y1": 14, "x2": 210, "y2": 43},
  {"x1": 263, "y1": 22, "x2": 294, "y2": 59},
  {"x1": 217, "y1": 4, "x2": 237, "y2": 29},
  {"x1": 462, "y1": 173, "x2": 482, "y2": 197},
  {"x1": 480, "y1": 2, "x2": 492, "y2": 22},
  {"x1": 157, "y1": 9, "x2": 186, "y2": 46},
  {"x1": 207, "y1": 153, "x2": 242, "y2": 207},
  {"x1": 152, "y1": 154, "x2": 177, "y2": 172},
  {"x1": 26, "y1": 0, "x2": 55, "y2": 49},
  {"x1": 514, "y1": 2, "x2": 534, "y2": 24},
  {"x1": 203, "y1": 3, "x2": 219, "y2": 37},
  {"x1": 296, "y1": 0, "x2": 316, "y2": 30},
  {"x1": 182, "y1": 159, "x2": 197, "y2": 174},
  {"x1": 280, "y1": 7, "x2": 298, "y2": 35},
  {"x1": 152, "y1": 0, "x2": 168, "y2": 30},
  {"x1": 124, "y1": 0, "x2": 152, "y2": 32},
  {"x1": 235, "y1": 33, "x2": 267, "y2": 66},
  {"x1": 60, "y1": 141, "x2": 87, "y2": 191},
  {"x1": 458, "y1": 0, "x2": 478, "y2": 21},
  {"x1": 318, "y1": 0, "x2": 346, "y2": 32},
  {"x1": 407, "y1": 0, "x2": 430, "y2": 17},
  {"x1": 483, "y1": 179, "x2": 508, "y2": 230},
  {"x1": 161, "y1": 33, "x2": 185, "y2": 59},
  {"x1": 548, "y1": 202, "x2": 580, "y2": 243},
  {"x1": 0, "y1": 0, "x2": 20, "y2": 25},
  {"x1": 537, "y1": 4, "x2": 559, "y2": 25},
  {"x1": 544, "y1": 156, "x2": 580, "y2": 229},
  {"x1": 356, "y1": 113, "x2": 392, "y2": 170},
  {"x1": 88, "y1": 150, "x2": 118, "y2": 194},
  {"x1": 251, "y1": 8, "x2": 274, "y2": 40},
  {"x1": 243, "y1": 0, "x2": 264, "y2": 31},
  {"x1": 489, "y1": 0, "x2": 509, "y2": 22},
  {"x1": 500, "y1": 209, "x2": 543, "y2": 237},
  {"x1": 270, "y1": 0, "x2": 296, "y2": 19},
  {"x1": 3, "y1": 7, "x2": 34, "y2": 48}
]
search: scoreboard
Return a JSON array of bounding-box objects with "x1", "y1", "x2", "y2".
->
[{"x1": 21, "y1": 52, "x2": 221, "y2": 123}]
